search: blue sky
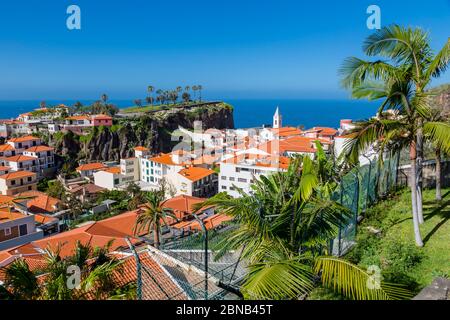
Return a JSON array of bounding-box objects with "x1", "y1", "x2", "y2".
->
[{"x1": 0, "y1": 0, "x2": 449, "y2": 100}]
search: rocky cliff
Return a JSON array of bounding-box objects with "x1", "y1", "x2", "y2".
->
[{"x1": 51, "y1": 102, "x2": 234, "y2": 163}]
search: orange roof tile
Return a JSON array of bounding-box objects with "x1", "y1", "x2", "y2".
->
[
  {"x1": 24, "y1": 145, "x2": 54, "y2": 153},
  {"x1": 149, "y1": 153, "x2": 178, "y2": 166},
  {"x1": 0, "y1": 209, "x2": 27, "y2": 223},
  {"x1": 66, "y1": 115, "x2": 90, "y2": 121},
  {"x1": 162, "y1": 195, "x2": 206, "y2": 220},
  {"x1": 91, "y1": 114, "x2": 112, "y2": 120},
  {"x1": 134, "y1": 146, "x2": 149, "y2": 151},
  {"x1": 18, "y1": 190, "x2": 60, "y2": 214},
  {"x1": 100, "y1": 166, "x2": 121, "y2": 174},
  {"x1": 7, "y1": 135, "x2": 40, "y2": 143},
  {"x1": 0, "y1": 166, "x2": 11, "y2": 171},
  {"x1": 271, "y1": 127, "x2": 303, "y2": 137},
  {"x1": 178, "y1": 167, "x2": 216, "y2": 182},
  {"x1": 0, "y1": 170, "x2": 36, "y2": 180},
  {"x1": 0, "y1": 144, "x2": 15, "y2": 152},
  {"x1": 0, "y1": 195, "x2": 14, "y2": 205},
  {"x1": 4, "y1": 155, "x2": 37, "y2": 162},
  {"x1": 76, "y1": 162, "x2": 106, "y2": 171},
  {"x1": 34, "y1": 213, "x2": 58, "y2": 225}
]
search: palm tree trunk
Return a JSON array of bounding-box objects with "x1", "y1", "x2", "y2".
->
[
  {"x1": 435, "y1": 147, "x2": 442, "y2": 201},
  {"x1": 410, "y1": 143, "x2": 424, "y2": 247},
  {"x1": 153, "y1": 224, "x2": 160, "y2": 249},
  {"x1": 416, "y1": 127, "x2": 424, "y2": 224}
]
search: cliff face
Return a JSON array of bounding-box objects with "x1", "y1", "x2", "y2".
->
[
  {"x1": 432, "y1": 84, "x2": 450, "y2": 115},
  {"x1": 52, "y1": 103, "x2": 234, "y2": 162}
]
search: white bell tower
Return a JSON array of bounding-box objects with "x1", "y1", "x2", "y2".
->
[{"x1": 273, "y1": 106, "x2": 282, "y2": 129}]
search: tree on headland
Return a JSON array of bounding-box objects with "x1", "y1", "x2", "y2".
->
[
  {"x1": 182, "y1": 92, "x2": 191, "y2": 103},
  {"x1": 101, "y1": 94, "x2": 108, "y2": 105},
  {"x1": 39, "y1": 101, "x2": 46, "y2": 109},
  {"x1": 133, "y1": 99, "x2": 142, "y2": 108},
  {"x1": 198, "y1": 85, "x2": 203, "y2": 102}
]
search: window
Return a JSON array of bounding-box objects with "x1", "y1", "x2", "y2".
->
[
  {"x1": 221, "y1": 176, "x2": 227, "y2": 180},
  {"x1": 229, "y1": 177, "x2": 235, "y2": 181},
  {"x1": 4, "y1": 228, "x2": 11, "y2": 236},
  {"x1": 11, "y1": 180, "x2": 16, "y2": 185},
  {"x1": 221, "y1": 186, "x2": 227, "y2": 190},
  {"x1": 19, "y1": 224, "x2": 27, "y2": 236},
  {"x1": 238, "y1": 178, "x2": 247, "y2": 183},
  {"x1": 235, "y1": 167, "x2": 240, "y2": 173},
  {"x1": 230, "y1": 186, "x2": 235, "y2": 191},
  {"x1": 114, "y1": 178, "x2": 120, "y2": 185},
  {"x1": 28, "y1": 186, "x2": 32, "y2": 190},
  {"x1": 27, "y1": 177, "x2": 32, "y2": 182}
]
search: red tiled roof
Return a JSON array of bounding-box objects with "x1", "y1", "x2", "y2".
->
[
  {"x1": 178, "y1": 167, "x2": 215, "y2": 182},
  {"x1": 76, "y1": 162, "x2": 106, "y2": 171},
  {"x1": 134, "y1": 146, "x2": 149, "y2": 151},
  {"x1": 18, "y1": 190, "x2": 60, "y2": 214},
  {"x1": 24, "y1": 145, "x2": 54, "y2": 153},
  {"x1": 4, "y1": 155, "x2": 37, "y2": 162},
  {"x1": 7, "y1": 135, "x2": 40, "y2": 143},
  {"x1": 162, "y1": 195, "x2": 206, "y2": 218},
  {"x1": 0, "y1": 171, "x2": 36, "y2": 180},
  {"x1": 100, "y1": 166, "x2": 121, "y2": 174},
  {"x1": 0, "y1": 144, "x2": 14, "y2": 152}
]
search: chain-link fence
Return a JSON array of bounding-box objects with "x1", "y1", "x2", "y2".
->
[
  {"x1": 129, "y1": 154, "x2": 400, "y2": 299},
  {"x1": 330, "y1": 153, "x2": 400, "y2": 256}
]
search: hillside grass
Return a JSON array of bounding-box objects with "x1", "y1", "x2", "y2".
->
[{"x1": 347, "y1": 187, "x2": 450, "y2": 291}]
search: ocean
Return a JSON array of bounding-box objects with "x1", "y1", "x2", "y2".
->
[{"x1": 0, "y1": 99, "x2": 379, "y2": 129}]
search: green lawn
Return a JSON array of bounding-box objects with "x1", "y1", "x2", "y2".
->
[{"x1": 347, "y1": 187, "x2": 450, "y2": 291}]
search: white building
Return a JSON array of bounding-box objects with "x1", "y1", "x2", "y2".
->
[
  {"x1": 93, "y1": 167, "x2": 134, "y2": 190},
  {"x1": 23, "y1": 145, "x2": 55, "y2": 177},
  {"x1": 273, "y1": 106, "x2": 282, "y2": 129},
  {"x1": 6, "y1": 135, "x2": 41, "y2": 153},
  {"x1": 219, "y1": 153, "x2": 289, "y2": 198},
  {"x1": 76, "y1": 162, "x2": 107, "y2": 178},
  {"x1": 166, "y1": 166, "x2": 217, "y2": 198},
  {"x1": 0, "y1": 171, "x2": 37, "y2": 196},
  {"x1": 17, "y1": 105, "x2": 70, "y2": 124}
]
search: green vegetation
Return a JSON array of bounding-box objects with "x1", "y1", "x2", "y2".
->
[
  {"x1": 0, "y1": 242, "x2": 124, "y2": 300},
  {"x1": 196, "y1": 150, "x2": 411, "y2": 300},
  {"x1": 340, "y1": 24, "x2": 450, "y2": 246},
  {"x1": 346, "y1": 187, "x2": 450, "y2": 292}
]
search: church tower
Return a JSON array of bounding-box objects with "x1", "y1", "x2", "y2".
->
[{"x1": 273, "y1": 106, "x2": 282, "y2": 129}]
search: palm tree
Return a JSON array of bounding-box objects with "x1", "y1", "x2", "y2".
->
[
  {"x1": 195, "y1": 152, "x2": 411, "y2": 300},
  {"x1": 197, "y1": 85, "x2": 203, "y2": 102},
  {"x1": 133, "y1": 191, "x2": 177, "y2": 249},
  {"x1": 192, "y1": 85, "x2": 198, "y2": 102},
  {"x1": 101, "y1": 94, "x2": 108, "y2": 106},
  {"x1": 340, "y1": 25, "x2": 450, "y2": 227},
  {"x1": 341, "y1": 82, "x2": 450, "y2": 246},
  {"x1": 39, "y1": 101, "x2": 46, "y2": 109},
  {"x1": 1, "y1": 259, "x2": 39, "y2": 299},
  {"x1": 182, "y1": 92, "x2": 191, "y2": 104},
  {"x1": 424, "y1": 107, "x2": 449, "y2": 201},
  {"x1": 0, "y1": 242, "x2": 122, "y2": 300}
]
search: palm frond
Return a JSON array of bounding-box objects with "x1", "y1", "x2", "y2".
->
[{"x1": 315, "y1": 256, "x2": 412, "y2": 300}]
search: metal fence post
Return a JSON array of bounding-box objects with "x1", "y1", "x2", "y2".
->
[
  {"x1": 126, "y1": 237, "x2": 142, "y2": 300},
  {"x1": 193, "y1": 214, "x2": 208, "y2": 300}
]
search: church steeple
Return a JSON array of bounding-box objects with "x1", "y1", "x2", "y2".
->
[{"x1": 273, "y1": 106, "x2": 282, "y2": 129}]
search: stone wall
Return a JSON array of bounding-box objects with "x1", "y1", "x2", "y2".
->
[{"x1": 397, "y1": 159, "x2": 450, "y2": 188}]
